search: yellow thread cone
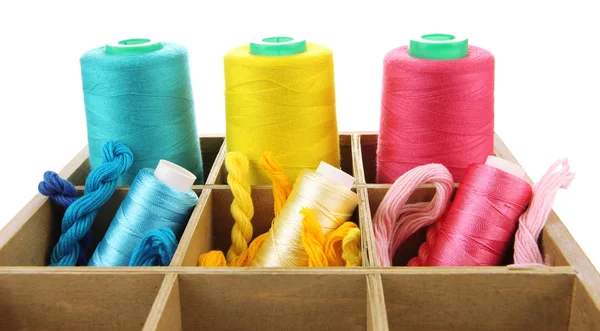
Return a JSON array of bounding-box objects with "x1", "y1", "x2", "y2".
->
[{"x1": 225, "y1": 43, "x2": 340, "y2": 184}]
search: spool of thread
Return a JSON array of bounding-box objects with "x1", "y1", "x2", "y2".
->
[
  {"x1": 225, "y1": 37, "x2": 340, "y2": 184},
  {"x1": 81, "y1": 38, "x2": 204, "y2": 185},
  {"x1": 422, "y1": 156, "x2": 532, "y2": 266},
  {"x1": 89, "y1": 160, "x2": 198, "y2": 266},
  {"x1": 252, "y1": 162, "x2": 358, "y2": 267},
  {"x1": 377, "y1": 34, "x2": 495, "y2": 183}
]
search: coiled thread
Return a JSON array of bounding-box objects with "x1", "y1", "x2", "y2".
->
[
  {"x1": 89, "y1": 168, "x2": 198, "y2": 266},
  {"x1": 225, "y1": 42, "x2": 340, "y2": 184},
  {"x1": 377, "y1": 45, "x2": 495, "y2": 183},
  {"x1": 81, "y1": 42, "x2": 204, "y2": 185},
  {"x1": 252, "y1": 170, "x2": 358, "y2": 267}
]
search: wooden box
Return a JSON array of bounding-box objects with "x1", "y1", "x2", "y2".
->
[{"x1": 0, "y1": 133, "x2": 598, "y2": 330}]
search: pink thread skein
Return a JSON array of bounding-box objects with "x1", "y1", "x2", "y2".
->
[
  {"x1": 513, "y1": 159, "x2": 574, "y2": 266},
  {"x1": 373, "y1": 164, "x2": 454, "y2": 267},
  {"x1": 377, "y1": 45, "x2": 495, "y2": 183}
]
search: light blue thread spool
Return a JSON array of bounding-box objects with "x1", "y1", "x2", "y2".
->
[
  {"x1": 89, "y1": 160, "x2": 198, "y2": 266},
  {"x1": 81, "y1": 38, "x2": 204, "y2": 185}
]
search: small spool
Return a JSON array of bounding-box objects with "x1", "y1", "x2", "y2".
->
[
  {"x1": 377, "y1": 33, "x2": 495, "y2": 184},
  {"x1": 88, "y1": 160, "x2": 198, "y2": 267},
  {"x1": 225, "y1": 36, "x2": 340, "y2": 184},
  {"x1": 252, "y1": 162, "x2": 358, "y2": 267},
  {"x1": 81, "y1": 38, "x2": 204, "y2": 186},
  {"x1": 424, "y1": 158, "x2": 532, "y2": 267}
]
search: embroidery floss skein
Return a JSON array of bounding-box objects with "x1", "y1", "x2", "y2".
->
[
  {"x1": 50, "y1": 141, "x2": 133, "y2": 266},
  {"x1": 224, "y1": 152, "x2": 254, "y2": 263},
  {"x1": 89, "y1": 160, "x2": 198, "y2": 266},
  {"x1": 252, "y1": 162, "x2": 358, "y2": 267},
  {"x1": 513, "y1": 158, "x2": 574, "y2": 266},
  {"x1": 225, "y1": 37, "x2": 340, "y2": 184},
  {"x1": 197, "y1": 151, "x2": 289, "y2": 267},
  {"x1": 377, "y1": 34, "x2": 494, "y2": 183},
  {"x1": 81, "y1": 38, "x2": 204, "y2": 186},
  {"x1": 38, "y1": 171, "x2": 92, "y2": 265},
  {"x1": 129, "y1": 227, "x2": 178, "y2": 267},
  {"x1": 373, "y1": 164, "x2": 454, "y2": 267},
  {"x1": 414, "y1": 156, "x2": 533, "y2": 266}
]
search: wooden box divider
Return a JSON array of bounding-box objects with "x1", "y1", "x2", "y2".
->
[{"x1": 0, "y1": 132, "x2": 598, "y2": 330}]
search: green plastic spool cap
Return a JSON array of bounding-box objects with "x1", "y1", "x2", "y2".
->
[
  {"x1": 105, "y1": 38, "x2": 163, "y2": 55},
  {"x1": 409, "y1": 34, "x2": 468, "y2": 60},
  {"x1": 249, "y1": 37, "x2": 307, "y2": 56}
]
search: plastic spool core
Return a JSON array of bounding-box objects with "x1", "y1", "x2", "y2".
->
[
  {"x1": 249, "y1": 36, "x2": 307, "y2": 56},
  {"x1": 485, "y1": 156, "x2": 526, "y2": 179},
  {"x1": 409, "y1": 33, "x2": 468, "y2": 60},
  {"x1": 105, "y1": 38, "x2": 163, "y2": 55},
  {"x1": 316, "y1": 162, "x2": 355, "y2": 190},
  {"x1": 154, "y1": 160, "x2": 196, "y2": 193}
]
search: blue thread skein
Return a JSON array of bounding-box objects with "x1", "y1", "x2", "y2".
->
[
  {"x1": 39, "y1": 171, "x2": 93, "y2": 265},
  {"x1": 89, "y1": 162, "x2": 198, "y2": 267},
  {"x1": 80, "y1": 39, "x2": 204, "y2": 186},
  {"x1": 50, "y1": 141, "x2": 133, "y2": 266},
  {"x1": 129, "y1": 228, "x2": 178, "y2": 267}
]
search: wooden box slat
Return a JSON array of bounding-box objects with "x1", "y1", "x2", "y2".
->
[
  {"x1": 0, "y1": 132, "x2": 598, "y2": 331},
  {"x1": 146, "y1": 270, "x2": 369, "y2": 331},
  {"x1": 0, "y1": 271, "x2": 164, "y2": 330},
  {"x1": 380, "y1": 270, "x2": 575, "y2": 331}
]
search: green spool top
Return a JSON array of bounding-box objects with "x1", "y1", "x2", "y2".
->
[
  {"x1": 249, "y1": 36, "x2": 307, "y2": 56},
  {"x1": 409, "y1": 34, "x2": 468, "y2": 60},
  {"x1": 105, "y1": 38, "x2": 163, "y2": 55}
]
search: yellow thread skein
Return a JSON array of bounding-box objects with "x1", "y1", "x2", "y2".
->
[
  {"x1": 198, "y1": 152, "x2": 361, "y2": 268},
  {"x1": 301, "y1": 208, "x2": 328, "y2": 267},
  {"x1": 261, "y1": 151, "x2": 293, "y2": 215},
  {"x1": 225, "y1": 42, "x2": 340, "y2": 184},
  {"x1": 198, "y1": 151, "x2": 290, "y2": 267},
  {"x1": 342, "y1": 228, "x2": 362, "y2": 266},
  {"x1": 324, "y1": 222, "x2": 360, "y2": 266},
  {"x1": 225, "y1": 152, "x2": 254, "y2": 263},
  {"x1": 198, "y1": 250, "x2": 227, "y2": 267}
]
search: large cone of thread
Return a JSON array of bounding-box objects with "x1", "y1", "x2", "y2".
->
[
  {"x1": 80, "y1": 38, "x2": 204, "y2": 185},
  {"x1": 224, "y1": 36, "x2": 340, "y2": 184},
  {"x1": 377, "y1": 34, "x2": 495, "y2": 183}
]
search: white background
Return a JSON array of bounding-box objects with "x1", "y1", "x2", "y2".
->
[{"x1": 0, "y1": 1, "x2": 598, "y2": 267}]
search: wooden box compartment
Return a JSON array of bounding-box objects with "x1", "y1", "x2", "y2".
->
[
  {"x1": 147, "y1": 272, "x2": 370, "y2": 331},
  {"x1": 0, "y1": 184, "x2": 202, "y2": 267},
  {"x1": 380, "y1": 270, "x2": 575, "y2": 331},
  {"x1": 175, "y1": 186, "x2": 366, "y2": 267},
  {"x1": 0, "y1": 271, "x2": 164, "y2": 330},
  {"x1": 0, "y1": 133, "x2": 598, "y2": 330}
]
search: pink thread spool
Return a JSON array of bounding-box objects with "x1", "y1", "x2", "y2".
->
[
  {"x1": 424, "y1": 156, "x2": 532, "y2": 266},
  {"x1": 377, "y1": 34, "x2": 495, "y2": 183}
]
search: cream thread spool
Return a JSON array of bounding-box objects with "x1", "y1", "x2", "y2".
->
[{"x1": 252, "y1": 162, "x2": 358, "y2": 267}]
